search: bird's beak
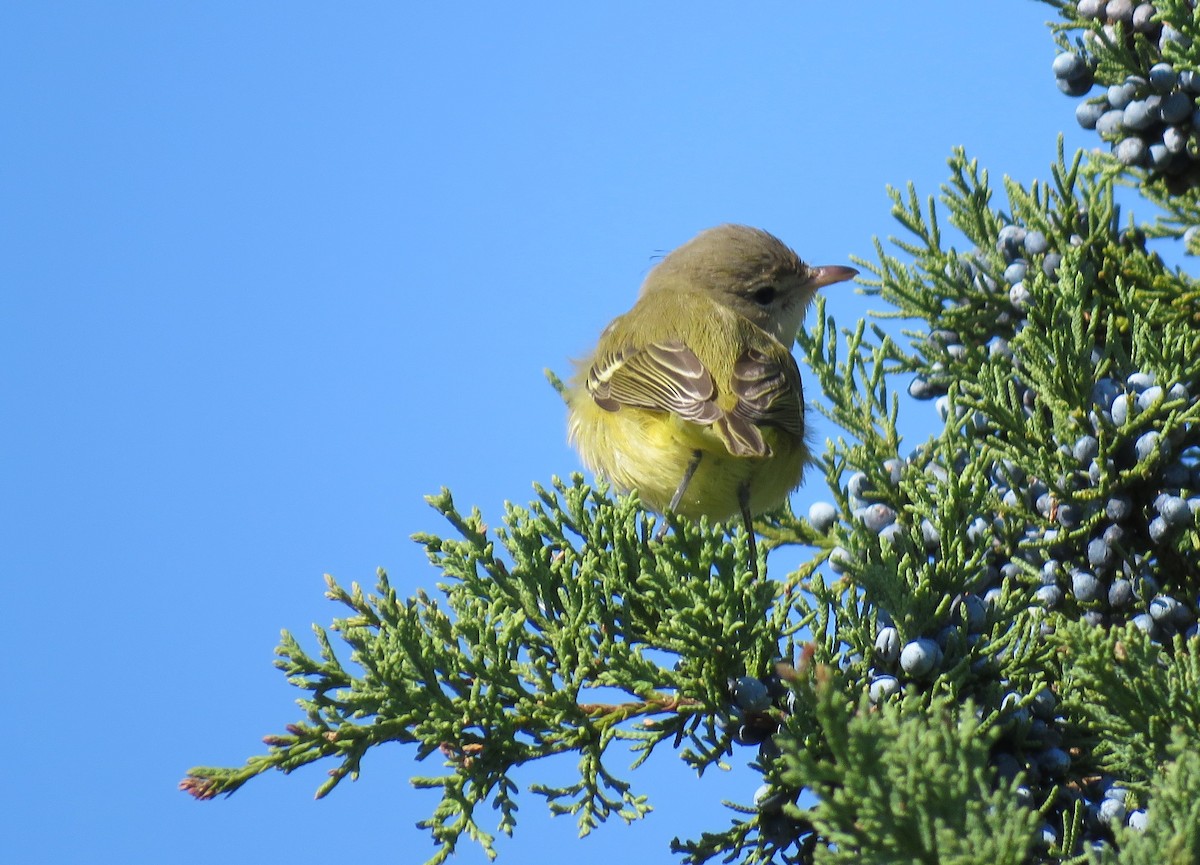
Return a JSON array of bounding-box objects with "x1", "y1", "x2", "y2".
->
[{"x1": 806, "y1": 264, "x2": 859, "y2": 289}]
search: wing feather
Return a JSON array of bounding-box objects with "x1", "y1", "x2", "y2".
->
[
  {"x1": 730, "y1": 347, "x2": 805, "y2": 439},
  {"x1": 587, "y1": 340, "x2": 722, "y2": 424},
  {"x1": 585, "y1": 341, "x2": 803, "y2": 458}
]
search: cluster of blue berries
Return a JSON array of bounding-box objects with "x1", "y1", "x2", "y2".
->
[
  {"x1": 849, "y1": 364, "x2": 1197, "y2": 642},
  {"x1": 1055, "y1": 2, "x2": 1200, "y2": 186},
  {"x1": 1024, "y1": 372, "x2": 1200, "y2": 635},
  {"x1": 1025, "y1": 773, "x2": 1149, "y2": 852},
  {"x1": 898, "y1": 217, "x2": 1199, "y2": 634},
  {"x1": 989, "y1": 685, "x2": 1091, "y2": 849},
  {"x1": 908, "y1": 223, "x2": 1071, "y2": 402},
  {"x1": 724, "y1": 672, "x2": 815, "y2": 849},
  {"x1": 814, "y1": 463, "x2": 1078, "y2": 821},
  {"x1": 789, "y1": 335, "x2": 1199, "y2": 849},
  {"x1": 724, "y1": 671, "x2": 789, "y2": 747}
]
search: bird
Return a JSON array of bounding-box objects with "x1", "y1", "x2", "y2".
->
[{"x1": 567, "y1": 224, "x2": 857, "y2": 577}]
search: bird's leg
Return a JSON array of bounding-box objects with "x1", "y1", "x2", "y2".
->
[
  {"x1": 656, "y1": 449, "x2": 703, "y2": 540},
  {"x1": 738, "y1": 482, "x2": 760, "y2": 581}
]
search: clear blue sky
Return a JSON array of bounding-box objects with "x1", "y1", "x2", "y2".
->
[{"x1": 2, "y1": 3, "x2": 1113, "y2": 863}]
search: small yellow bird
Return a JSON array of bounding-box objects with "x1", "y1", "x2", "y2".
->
[{"x1": 567, "y1": 224, "x2": 856, "y2": 573}]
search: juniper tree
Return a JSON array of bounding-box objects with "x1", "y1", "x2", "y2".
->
[{"x1": 182, "y1": 4, "x2": 1200, "y2": 862}]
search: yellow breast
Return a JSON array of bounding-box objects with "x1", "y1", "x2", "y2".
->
[{"x1": 567, "y1": 393, "x2": 808, "y2": 522}]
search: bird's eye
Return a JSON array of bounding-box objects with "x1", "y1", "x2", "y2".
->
[{"x1": 751, "y1": 285, "x2": 777, "y2": 305}]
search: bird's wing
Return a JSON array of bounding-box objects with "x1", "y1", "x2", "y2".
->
[
  {"x1": 701, "y1": 347, "x2": 803, "y2": 457},
  {"x1": 586, "y1": 340, "x2": 724, "y2": 426},
  {"x1": 585, "y1": 341, "x2": 803, "y2": 460},
  {"x1": 729, "y1": 347, "x2": 806, "y2": 438}
]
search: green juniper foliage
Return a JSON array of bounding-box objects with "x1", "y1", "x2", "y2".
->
[
  {"x1": 182, "y1": 482, "x2": 799, "y2": 863},
  {"x1": 184, "y1": 5, "x2": 1200, "y2": 863}
]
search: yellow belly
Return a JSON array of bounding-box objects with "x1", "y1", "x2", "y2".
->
[{"x1": 567, "y1": 395, "x2": 808, "y2": 522}]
